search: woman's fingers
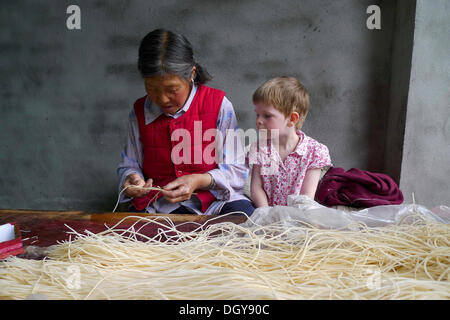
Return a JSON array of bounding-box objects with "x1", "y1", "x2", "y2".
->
[
  {"x1": 124, "y1": 173, "x2": 143, "y2": 186},
  {"x1": 161, "y1": 179, "x2": 194, "y2": 203},
  {"x1": 161, "y1": 193, "x2": 191, "y2": 203},
  {"x1": 129, "y1": 175, "x2": 142, "y2": 185},
  {"x1": 144, "y1": 178, "x2": 153, "y2": 188},
  {"x1": 162, "y1": 179, "x2": 182, "y2": 191},
  {"x1": 124, "y1": 175, "x2": 198, "y2": 202},
  {"x1": 132, "y1": 179, "x2": 153, "y2": 197},
  {"x1": 123, "y1": 174, "x2": 147, "y2": 197},
  {"x1": 162, "y1": 186, "x2": 189, "y2": 199}
]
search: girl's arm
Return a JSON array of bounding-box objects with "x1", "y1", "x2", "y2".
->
[
  {"x1": 250, "y1": 165, "x2": 269, "y2": 208},
  {"x1": 300, "y1": 168, "x2": 322, "y2": 200}
]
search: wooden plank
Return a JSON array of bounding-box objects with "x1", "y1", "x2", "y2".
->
[
  {"x1": 88, "y1": 212, "x2": 213, "y2": 224},
  {"x1": 0, "y1": 209, "x2": 89, "y2": 220},
  {"x1": 0, "y1": 209, "x2": 223, "y2": 223},
  {"x1": 0, "y1": 209, "x2": 247, "y2": 225},
  {"x1": 0, "y1": 209, "x2": 247, "y2": 248}
]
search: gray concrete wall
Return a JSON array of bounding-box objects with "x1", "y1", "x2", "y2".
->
[
  {"x1": 1, "y1": 0, "x2": 399, "y2": 211},
  {"x1": 400, "y1": 0, "x2": 450, "y2": 207}
]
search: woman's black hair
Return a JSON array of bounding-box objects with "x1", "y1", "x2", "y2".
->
[{"x1": 138, "y1": 29, "x2": 212, "y2": 84}]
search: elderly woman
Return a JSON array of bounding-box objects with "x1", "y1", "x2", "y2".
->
[{"x1": 117, "y1": 29, "x2": 254, "y2": 216}]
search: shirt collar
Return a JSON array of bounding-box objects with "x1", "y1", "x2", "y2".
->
[
  {"x1": 292, "y1": 130, "x2": 308, "y2": 156},
  {"x1": 259, "y1": 130, "x2": 308, "y2": 156},
  {"x1": 144, "y1": 84, "x2": 198, "y2": 125}
]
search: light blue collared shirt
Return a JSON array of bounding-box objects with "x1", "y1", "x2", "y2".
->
[{"x1": 117, "y1": 84, "x2": 249, "y2": 214}]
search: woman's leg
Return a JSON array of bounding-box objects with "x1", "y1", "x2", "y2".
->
[
  {"x1": 219, "y1": 199, "x2": 255, "y2": 216},
  {"x1": 127, "y1": 205, "x2": 147, "y2": 213},
  {"x1": 169, "y1": 205, "x2": 196, "y2": 214},
  {"x1": 128, "y1": 204, "x2": 195, "y2": 214}
]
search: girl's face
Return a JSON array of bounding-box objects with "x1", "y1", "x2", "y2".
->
[
  {"x1": 254, "y1": 103, "x2": 290, "y2": 135},
  {"x1": 144, "y1": 74, "x2": 192, "y2": 115}
]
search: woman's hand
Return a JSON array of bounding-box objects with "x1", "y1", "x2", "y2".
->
[
  {"x1": 122, "y1": 173, "x2": 153, "y2": 198},
  {"x1": 160, "y1": 173, "x2": 212, "y2": 204}
]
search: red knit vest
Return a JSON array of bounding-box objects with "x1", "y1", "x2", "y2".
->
[{"x1": 131, "y1": 84, "x2": 225, "y2": 212}]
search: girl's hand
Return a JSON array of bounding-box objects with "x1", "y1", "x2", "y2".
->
[
  {"x1": 161, "y1": 174, "x2": 211, "y2": 204},
  {"x1": 123, "y1": 173, "x2": 153, "y2": 198}
]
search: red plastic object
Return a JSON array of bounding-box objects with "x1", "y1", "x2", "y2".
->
[{"x1": 0, "y1": 223, "x2": 24, "y2": 259}]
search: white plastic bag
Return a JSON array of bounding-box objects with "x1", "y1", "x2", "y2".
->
[{"x1": 242, "y1": 195, "x2": 449, "y2": 229}]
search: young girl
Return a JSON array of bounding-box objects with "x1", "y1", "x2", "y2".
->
[
  {"x1": 117, "y1": 29, "x2": 254, "y2": 215},
  {"x1": 248, "y1": 77, "x2": 332, "y2": 207}
]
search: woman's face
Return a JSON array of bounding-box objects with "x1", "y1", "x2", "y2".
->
[{"x1": 144, "y1": 74, "x2": 192, "y2": 115}]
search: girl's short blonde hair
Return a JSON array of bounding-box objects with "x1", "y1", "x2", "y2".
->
[{"x1": 253, "y1": 77, "x2": 310, "y2": 128}]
